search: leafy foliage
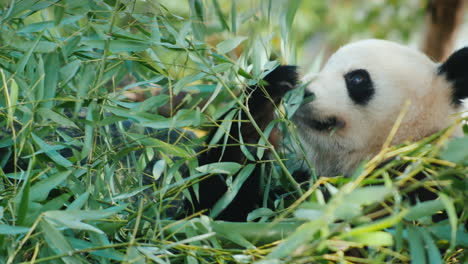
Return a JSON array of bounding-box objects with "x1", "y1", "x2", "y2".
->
[{"x1": 0, "y1": 0, "x2": 466, "y2": 263}]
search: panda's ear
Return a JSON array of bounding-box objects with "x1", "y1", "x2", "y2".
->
[{"x1": 438, "y1": 47, "x2": 468, "y2": 105}]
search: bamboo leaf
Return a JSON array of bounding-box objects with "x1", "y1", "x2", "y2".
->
[
  {"x1": 347, "y1": 231, "x2": 393, "y2": 247},
  {"x1": 439, "y1": 193, "x2": 458, "y2": 250},
  {"x1": 66, "y1": 192, "x2": 90, "y2": 211},
  {"x1": 17, "y1": 176, "x2": 31, "y2": 226},
  {"x1": 16, "y1": 33, "x2": 41, "y2": 74},
  {"x1": 212, "y1": 0, "x2": 230, "y2": 31},
  {"x1": 59, "y1": 60, "x2": 81, "y2": 87},
  {"x1": 189, "y1": 0, "x2": 206, "y2": 41},
  {"x1": 152, "y1": 159, "x2": 166, "y2": 181},
  {"x1": 419, "y1": 228, "x2": 442, "y2": 264},
  {"x1": 440, "y1": 136, "x2": 468, "y2": 164},
  {"x1": 404, "y1": 199, "x2": 445, "y2": 221},
  {"x1": 210, "y1": 164, "x2": 256, "y2": 218},
  {"x1": 216, "y1": 36, "x2": 247, "y2": 54},
  {"x1": 37, "y1": 108, "x2": 79, "y2": 128},
  {"x1": 408, "y1": 227, "x2": 426, "y2": 264},
  {"x1": 267, "y1": 220, "x2": 324, "y2": 259},
  {"x1": 84, "y1": 40, "x2": 150, "y2": 52},
  {"x1": 31, "y1": 133, "x2": 73, "y2": 167},
  {"x1": 42, "y1": 52, "x2": 59, "y2": 109},
  {"x1": 29, "y1": 171, "x2": 71, "y2": 202},
  {"x1": 0, "y1": 224, "x2": 30, "y2": 235},
  {"x1": 196, "y1": 162, "x2": 242, "y2": 175},
  {"x1": 41, "y1": 219, "x2": 84, "y2": 264}
]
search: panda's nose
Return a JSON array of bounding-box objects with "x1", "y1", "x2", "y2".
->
[
  {"x1": 302, "y1": 90, "x2": 315, "y2": 104},
  {"x1": 304, "y1": 90, "x2": 315, "y2": 99}
]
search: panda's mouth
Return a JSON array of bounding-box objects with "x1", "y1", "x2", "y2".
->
[{"x1": 304, "y1": 116, "x2": 345, "y2": 132}]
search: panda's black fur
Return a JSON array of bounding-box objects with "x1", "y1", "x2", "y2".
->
[
  {"x1": 191, "y1": 66, "x2": 299, "y2": 221},
  {"x1": 190, "y1": 42, "x2": 468, "y2": 222},
  {"x1": 438, "y1": 47, "x2": 468, "y2": 105}
]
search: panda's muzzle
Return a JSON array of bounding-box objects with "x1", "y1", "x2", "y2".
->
[
  {"x1": 293, "y1": 106, "x2": 345, "y2": 132},
  {"x1": 294, "y1": 91, "x2": 345, "y2": 132}
]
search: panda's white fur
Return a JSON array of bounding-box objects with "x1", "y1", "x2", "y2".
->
[{"x1": 294, "y1": 39, "x2": 466, "y2": 177}]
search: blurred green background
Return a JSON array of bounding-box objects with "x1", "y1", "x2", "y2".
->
[{"x1": 0, "y1": 0, "x2": 467, "y2": 263}]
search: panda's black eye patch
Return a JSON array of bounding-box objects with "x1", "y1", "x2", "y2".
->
[{"x1": 344, "y1": 69, "x2": 374, "y2": 105}]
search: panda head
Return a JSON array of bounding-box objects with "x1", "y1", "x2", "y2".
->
[{"x1": 294, "y1": 39, "x2": 468, "y2": 176}]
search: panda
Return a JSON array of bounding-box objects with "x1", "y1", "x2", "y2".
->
[
  {"x1": 191, "y1": 39, "x2": 468, "y2": 221},
  {"x1": 294, "y1": 39, "x2": 468, "y2": 177}
]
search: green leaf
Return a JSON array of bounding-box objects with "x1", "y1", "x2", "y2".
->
[
  {"x1": 67, "y1": 192, "x2": 90, "y2": 211},
  {"x1": 68, "y1": 237, "x2": 125, "y2": 261},
  {"x1": 209, "y1": 109, "x2": 237, "y2": 146},
  {"x1": 196, "y1": 162, "x2": 242, "y2": 175},
  {"x1": 31, "y1": 133, "x2": 73, "y2": 167},
  {"x1": 210, "y1": 164, "x2": 256, "y2": 218},
  {"x1": 335, "y1": 186, "x2": 392, "y2": 220},
  {"x1": 173, "y1": 72, "x2": 206, "y2": 94},
  {"x1": 247, "y1": 208, "x2": 274, "y2": 222},
  {"x1": 347, "y1": 231, "x2": 393, "y2": 247},
  {"x1": 440, "y1": 136, "x2": 468, "y2": 164},
  {"x1": 231, "y1": 1, "x2": 237, "y2": 33},
  {"x1": 63, "y1": 36, "x2": 81, "y2": 57},
  {"x1": 59, "y1": 60, "x2": 81, "y2": 87},
  {"x1": 212, "y1": 0, "x2": 230, "y2": 31},
  {"x1": 284, "y1": 85, "x2": 305, "y2": 118},
  {"x1": 439, "y1": 193, "x2": 458, "y2": 250},
  {"x1": 256, "y1": 120, "x2": 278, "y2": 159},
  {"x1": 41, "y1": 52, "x2": 59, "y2": 109},
  {"x1": 404, "y1": 199, "x2": 445, "y2": 221},
  {"x1": 201, "y1": 82, "x2": 223, "y2": 112},
  {"x1": 16, "y1": 33, "x2": 41, "y2": 74},
  {"x1": 294, "y1": 206, "x2": 325, "y2": 221},
  {"x1": 419, "y1": 228, "x2": 442, "y2": 264},
  {"x1": 184, "y1": 84, "x2": 217, "y2": 93},
  {"x1": 111, "y1": 186, "x2": 151, "y2": 201},
  {"x1": 216, "y1": 36, "x2": 247, "y2": 54},
  {"x1": 428, "y1": 223, "x2": 468, "y2": 247},
  {"x1": 132, "y1": 94, "x2": 169, "y2": 112},
  {"x1": 213, "y1": 225, "x2": 254, "y2": 249},
  {"x1": 84, "y1": 40, "x2": 150, "y2": 52},
  {"x1": 237, "y1": 67, "x2": 252, "y2": 79},
  {"x1": 125, "y1": 246, "x2": 145, "y2": 264},
  {"x1": 343, "y1": 210, "x2": 407, "y2": 237},
  {"x1": 152, "y1": 159, "x2": 166, "y2": 181},
  {"x1": 37, "y1": 108, "x2": 79, "y2": 128},
  {"x1": 0, "y1": 224, "x2": 30, "y2": 235},
  {"x1": 127, "y1": 133, "x2": 192, "y2": 158},
  {"x1": 17, "y1": 176, "x2": 31, "y2": 226},
  {"x1": 6, "y1": 78, "x2": 19, "y2": 125},
  {"x1": 18, "y1": 21, "x2": 55, "y2": 33},
  {"x1": 41, "y1": 220, "x2": 83, "y2": 264},
  {"x1": 121, "y1": 76, "x2": 165, "y2": 91},
  {"x1": 408, "y1": 227, "x2": 426, "y2": 264},
  {"x1": 34, "y1": 55, "x2": 45, "y2": 102},
  {"x1": 189, "y1": 0, "x2": 206, "y2": 41},
  {"x1": 29, "y1": 171, "x2": 71, "y2": 202},
  {"x1": 54, "y1": 4, "x2": 65, "y2": 25},
  {"x1": 267, "y1": 220, "x2": 324, "y2": 259},
  {"x1": 349, "y1": 186, "x2": 392, "y2": 205},
  {"x1": 80, "y1": 100, "x2": 95, "y2": 160},
  {"x1": 212, "y1": 63, "x2": 232, "y2": 74},
  {"x1": 44, "y1": 206, "x2": 126, "y2": 234},
  {"x1": 37, "y1": 193, "x2": 72, "y2": 216},
  {"x1": 18, "y1": 15, "x2": 82, "y2": 33}
]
